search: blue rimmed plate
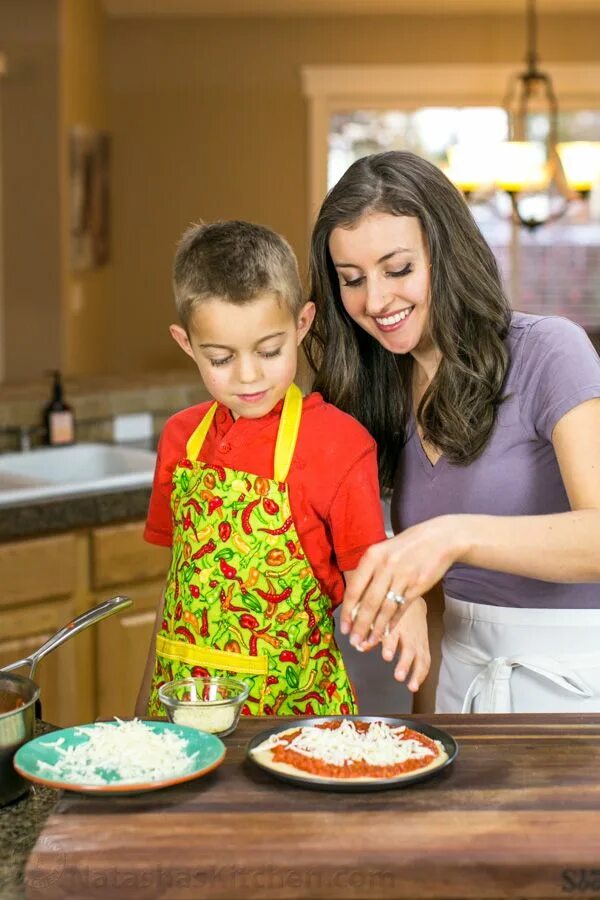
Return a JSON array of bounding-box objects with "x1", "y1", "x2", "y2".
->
[{"x1": 14, "y1": 720, "x2": 225, "y2": 794}]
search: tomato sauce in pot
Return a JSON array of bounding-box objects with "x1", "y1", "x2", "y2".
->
[{"x1": 0, "y1": 689, "x2": 25, "y2": 715}]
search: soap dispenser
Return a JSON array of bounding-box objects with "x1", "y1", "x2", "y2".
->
[{"x1": 43, "y1": 370, "x2": 75, "y2": 446}]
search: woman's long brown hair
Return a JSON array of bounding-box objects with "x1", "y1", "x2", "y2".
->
[{"x1": 305, "y1": 151, "x2": 512, "y2": 490}]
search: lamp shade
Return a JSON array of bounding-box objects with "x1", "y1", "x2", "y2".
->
[
  {"x1": 445, "y1": 144, "x2": 495, "y2": 192},
  {"x1": 493, "y1": 141, "x2": 549, "y2": 193},
  {"x1": 556, "y1": 141, "x2": 600, "y2": 192}
]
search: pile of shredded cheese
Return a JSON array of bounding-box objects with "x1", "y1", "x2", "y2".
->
[
  {"x1": 36, "y1": 718, "x2": 198, "y2": 785},
  {"x1": 255, "y1": 720, "x2": 440, "y2": 768}
]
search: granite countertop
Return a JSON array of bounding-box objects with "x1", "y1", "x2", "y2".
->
[
  {"x1": 0, "y1": 486, "x2": 152, "y2": 543},
  {"x1": 0, "y1": 721, "x2": 59, "y2": 900}
]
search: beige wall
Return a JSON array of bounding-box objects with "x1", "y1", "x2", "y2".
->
[
  {"x1": 60, "y1": 0, "x2": 112, "y2": 376},
  {"x1": 0, "y1": 0, "x2": 109, "y2": 383},
  {"x1": 3, "y1": 10, "x2": 600, "y2": 381},
  {"x1": 0, "y1": 0, "x2": 61, "y2": 382},
  {"x1": 106, "y1": 12, "x2": 600, "y2": 374}
]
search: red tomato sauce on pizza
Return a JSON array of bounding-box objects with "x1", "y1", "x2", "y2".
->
[{"x1": 271, "y1": 721, "x2": 441, "y2": 778}]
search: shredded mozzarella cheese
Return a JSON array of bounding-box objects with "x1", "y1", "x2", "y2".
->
[
  {"x1": 36, "y1": 718, "x2": 198, "y2": 785},
  {"x1": 254, "y1": 720, "x2": 441, "y2": 768}
]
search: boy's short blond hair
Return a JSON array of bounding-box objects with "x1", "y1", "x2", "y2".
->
[{"x1": 173, "y1": 220, "x2": 304, "y2": 332}]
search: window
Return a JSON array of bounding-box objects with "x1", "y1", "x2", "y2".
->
[{"x1": 303, "y1": 66, "x2": 600, "y2": 329}]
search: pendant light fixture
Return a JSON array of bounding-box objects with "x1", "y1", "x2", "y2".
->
[{"x1": 446, "y1": 0, "x2": 600, "y2": 230}]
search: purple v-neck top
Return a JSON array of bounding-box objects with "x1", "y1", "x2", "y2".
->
[{"x1": 391, "y1": 313, "x2": 600, "y2": 608}]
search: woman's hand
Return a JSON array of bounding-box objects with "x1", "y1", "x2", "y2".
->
[
  {"x1": 341, "y1": 515, "x2": 464, "y2": 648},
  {"x1": 380, "y1": 596, "x2": 431, "y2": 692}
]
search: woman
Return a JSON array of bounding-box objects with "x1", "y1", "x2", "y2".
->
[{"x1": 306, "y1": 150, "x2": 600, "y2": 713}]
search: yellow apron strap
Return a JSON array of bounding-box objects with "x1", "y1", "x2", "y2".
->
[
  {"x1": 186, "y1": 402, "x2": 218, "y2": 461},
  {"x1": 274, "y1": 383, "x2": 303, "y2": 483},
  {"x1": 157, "y1": 633, "x2": 268, "y2": 676},
  {"x1": 185, "y1": 385, "x2": 303, "y2": 475}
]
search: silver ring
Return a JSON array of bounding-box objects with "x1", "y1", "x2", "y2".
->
[{"x1": 386, "y1": 590, "x2": 405, "y2": 606}]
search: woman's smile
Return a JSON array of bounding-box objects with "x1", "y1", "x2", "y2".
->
[{"x1": 374, "y1": 306, "x2": 415, "y2": 331}]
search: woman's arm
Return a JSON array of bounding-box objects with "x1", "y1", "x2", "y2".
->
[{"x1": 344, "y1": 397, "x2": 600, "y2": 647}]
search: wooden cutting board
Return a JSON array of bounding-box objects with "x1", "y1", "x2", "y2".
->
[{"x1": 25, "y1": 714, "x2": 600, "y2": 899}]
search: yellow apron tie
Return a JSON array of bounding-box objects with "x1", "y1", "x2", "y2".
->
[
  {"x1": 186, "y1": 401, "x2": 218, "y2": 461},
  {"x1": 185, "y1": 383, "x2": 303, "y2": 481},
  {"x1": 273, "y1": 383, "x2": 303, "y2": 482}
]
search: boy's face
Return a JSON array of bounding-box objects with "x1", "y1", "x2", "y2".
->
[{"x1": 170, "y1": 294, "x2": 315, "y2": 420}]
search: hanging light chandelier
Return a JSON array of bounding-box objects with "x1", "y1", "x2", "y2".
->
[{"x1": 446, "y1": 0, "x2": 600, "y2": 230}]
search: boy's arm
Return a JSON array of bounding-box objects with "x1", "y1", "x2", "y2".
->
[
  {"x1": 379, "y1": 595, "x2": 430, "y2": 693},
  {"x1": 134, "y1": 588, "x2": 166, "y2": 718},
  {"x1": 327, "y1": 436, "x2": 430, "y2": 692},
  {"x1": 136, "y1": 427, "x2": 175, "y2": 717}
]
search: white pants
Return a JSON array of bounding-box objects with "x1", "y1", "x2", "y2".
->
[{"x1": 436, "y1": 596, "x2": 600, "y2": 713}]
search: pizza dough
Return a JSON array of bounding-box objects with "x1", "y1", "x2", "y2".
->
[{"x1": 250, "y1": 719, "x2": 448, "y2": 783}]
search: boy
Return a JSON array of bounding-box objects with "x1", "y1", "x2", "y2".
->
[{"x1": 136, "y1": 220, "x2": 388, "y2": 718}]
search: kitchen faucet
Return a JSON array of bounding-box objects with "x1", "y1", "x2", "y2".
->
[{"x1": 0, "y1": 425, "x2": 42, "y2": 452}]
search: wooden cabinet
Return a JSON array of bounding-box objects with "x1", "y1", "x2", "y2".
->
[
  {"x1": 1, "y1": 522, "x2": 169, "y2": 726},
  {"x1": 0, "y1": 533, "x2": 93, "y2": 726},
  {"x1": 0, "y1": 532, "x2": 79, "y2": 607},
  {"x1": 91, "y1": 521, "x2": 167, "y2": 589},
  {"x1": 95, "y1": 582, "x2": 161, "y2": 719},
  {"x1": 91, "y1": 522, "x2": 169, "y2": 720},
  {"x1": 0, "y1": 604, "x2": 89, "y2": 727}
]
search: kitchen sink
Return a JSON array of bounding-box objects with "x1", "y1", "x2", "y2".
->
[{"x1": 0, "y1": 443, "x2": 156, "y2": 507}]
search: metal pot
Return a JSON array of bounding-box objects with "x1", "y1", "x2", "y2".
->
[
  {"x1": 0, "y1": 594, "x2": 131, "y2": 805},
  {"x1": 0, "y1": 672, "x2": 39, "y2": 805}
]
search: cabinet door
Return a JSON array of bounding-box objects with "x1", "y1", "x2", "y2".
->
[
  {"x1": 0, "y1": 533, "x2": 78, "y2": 609},
  {"x1": 95, "y1": 580, "x2": 163, "y2": 720},
  {"x1": 0, "y1": 533, "x2": 93, "y2": 726},
  {"x1": 0, "y1": 598, "x2": 93, "y2": 727},
  {"x1": 91, "y1": 522, "x2": 168, "y2": 590}
]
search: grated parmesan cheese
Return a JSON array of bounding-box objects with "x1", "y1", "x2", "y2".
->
[
  {"x1": 253, "y1": 719, "x2": 441, "y2": 768},
  {"x1": 36, "y1": 718, "x2": 198, "y2": 785},
  {"x1": 172, "y1": 704, "x2": 236, "y2": 734}
]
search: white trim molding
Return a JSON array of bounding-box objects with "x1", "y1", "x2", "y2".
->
[{"x1": 301, "y1": 63, "x2": 600, "y2": 226}]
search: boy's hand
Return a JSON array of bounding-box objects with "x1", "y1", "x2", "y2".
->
[{"x1": 377, "y1": 596, "x2": 431, "y2": 693}]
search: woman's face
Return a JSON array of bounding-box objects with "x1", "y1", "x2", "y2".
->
[{"x1": 329, "y1": 212, "x2": 432, "y2": 357}]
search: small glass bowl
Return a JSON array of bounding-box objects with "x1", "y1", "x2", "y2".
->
[{"x1": 158, "y1": 676, "x2": 249, "y2": 737}]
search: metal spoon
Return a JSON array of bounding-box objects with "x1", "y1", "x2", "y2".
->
[{"x1": 1, "y1": 595, "x2": 132, "y2": 679}]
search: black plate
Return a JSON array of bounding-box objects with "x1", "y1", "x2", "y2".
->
[{"x1": 246, "y1": 715, "x2": 458, "y2": 792}]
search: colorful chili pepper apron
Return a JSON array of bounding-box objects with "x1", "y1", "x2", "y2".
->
[{"x1": 148, "y1": 384, "x2": 357, "y2": 718}]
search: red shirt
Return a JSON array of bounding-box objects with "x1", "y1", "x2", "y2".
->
[{"x1": 145, "y1": 392, "x2": 386, "y2": 607}]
